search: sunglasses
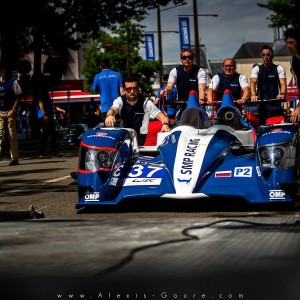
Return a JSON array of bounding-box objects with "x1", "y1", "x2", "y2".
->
[
  {"x1": 261, "y1": 53, "x2": 272, "y2": 57},
  {"x1": 223, "y1": 65, "x2": 235, "y2": 68},
  {"x1": 181, "y1": 55, "x2": 193, "y2": 60},
  {"x1": 125, "y1": 87, "x2": 139, "y2": 92}
]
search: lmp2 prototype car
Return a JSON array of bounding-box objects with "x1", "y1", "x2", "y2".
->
[{"x1": 75, "y1": 90, "x2": 300, "y2": 209}]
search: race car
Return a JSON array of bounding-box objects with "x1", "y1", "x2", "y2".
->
[{"x1": 75, "y1": 90, "x2": 300, "y2": 209}]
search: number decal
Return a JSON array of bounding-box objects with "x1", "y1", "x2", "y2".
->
[{"x1": 128, "y1": 165, "x2": 163, "y2": 178}]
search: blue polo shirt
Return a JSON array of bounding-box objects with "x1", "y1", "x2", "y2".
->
[{"x1": 91, "y1": 69, "x2": 123, "y2": 113}]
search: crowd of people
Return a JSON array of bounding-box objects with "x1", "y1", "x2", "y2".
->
[{"x1": 0, "y1": 27, "x2": 299, "y2": 165}]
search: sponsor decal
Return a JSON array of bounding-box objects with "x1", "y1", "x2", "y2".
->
[
  {"x1": 96, "y1": 132, "x2": 108, "y2": 136},
  {"x1": 124, "y1": 178, "x2": 162, "y2": 186},
  {"x1": 87, "y1": 132, "x2": 115, "y2": 139},
  {"x1": 84, "y1": 192, "x2": 100, "y2": 201},
  {"x1": 177, "y1": 178, "x2": 192, "y2": 186},
  {"x1": 180, "y1": 138, "x2": 200, "y2": 175},
  {"x1": 215, "y1": 171, "x2": 232, "y2": 178},
  {"x1": 234, "y1": 167, "x2": 252, "y2": 177},
  {"x1": 269, "y1": 190, "x2": 285, "y2": 200},
  {"x1": 261, "y1": 128, "x2": 290, "y2": 136}
]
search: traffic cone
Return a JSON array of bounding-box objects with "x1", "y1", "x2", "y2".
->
[{"x1": 186, "y1": 90, "x2": 201, "y2": 108}]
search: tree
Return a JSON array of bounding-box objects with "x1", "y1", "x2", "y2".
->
[
  {"x1": 82, "y1": 19, "x2": 159, "y2": 98},
  {"x1": 0, "y1": 0, "x2": 185, "y2": 75},
  {"x1": 0, "y1": 0, "x2": 184, "y2": 138},
  {"x1": 257, "y1": 0, "x2": 300, "y2": 28}
]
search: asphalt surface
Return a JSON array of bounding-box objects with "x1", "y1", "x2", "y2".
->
[{"x1": 1, "y1": 133, "x2": 300, "y2": 300}]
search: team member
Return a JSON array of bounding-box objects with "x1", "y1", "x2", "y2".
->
[
  {"x1": 0, "y1": 66, "x2": 22, "y2": 166},
  {"x1": 161, "y1": 48, "x2": 206, "y2": 104},
  {"x1": 91, "y1": 58, "x2": 124, "y2": 120},
  {"x1": 32, "y1": 74, "x2": 65, "y2": 158},
  {"x1": 105, "y1": 77, "x2": 170, "y2": 146},
  {"x1": 207, "y1": 58, "x2": 250, "y2": 105},
  {"x1": 250, "y1": 45, "x2": 287, "y2": 124},
  {"x1": 284, "y1": 27, "x2": 300, "y2": 123}
]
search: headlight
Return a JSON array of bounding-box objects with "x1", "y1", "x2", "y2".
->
[
  {"x1": 258, "y1": 141, "x2": 296, "y2": 168},
  {"x1": 97, "y1": 151, "x2": 109, "y2": 162},
  {"x1": 80, "y1": 146, "x2": 120, "y2": 172}
]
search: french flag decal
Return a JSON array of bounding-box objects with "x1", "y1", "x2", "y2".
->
[{"x1": 215, "y1": 171, "x2": 232, "y2": 178}]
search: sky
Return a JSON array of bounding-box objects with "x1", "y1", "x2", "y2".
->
[{"x1": 139, "y1": 0, "x2": 274, "y2": 63}]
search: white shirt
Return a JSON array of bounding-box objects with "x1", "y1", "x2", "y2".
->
[
  {"x1": 112, "y1": 97, "x2": 161, "y2": 134},
  {"x1": 250, "y1": 64, "x2": 286, "y2": 79},
  {"x1": 209, "y1": 74, "x2": 249, "y2": 90}
]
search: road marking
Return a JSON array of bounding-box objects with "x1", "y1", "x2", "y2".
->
[{"x1": 45, "y1": 175, "x2": 71, "y2": 183}]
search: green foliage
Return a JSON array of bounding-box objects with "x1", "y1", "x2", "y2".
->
[
  {"x1": 257, "y1": 0, "x2": 300, "y2": 28},
  {"x1": 82, "y1": 20, "x2": 160, "y2": 98}
]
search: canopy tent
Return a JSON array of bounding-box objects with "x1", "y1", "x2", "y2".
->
[{"x1": 20, "y1": 90, "x2": 100, "y2": 104}]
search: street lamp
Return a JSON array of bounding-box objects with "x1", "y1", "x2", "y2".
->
[
  {"x1": 157, "y1": 1, "x2": 187, "y2": 85},
  {"x1": 179, "y1": 0, "x2": 218, "y2": 67}
]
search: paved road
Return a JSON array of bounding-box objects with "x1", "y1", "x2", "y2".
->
[{"x1": 1, "y1": 137, "x2": 300, "y2": 300}]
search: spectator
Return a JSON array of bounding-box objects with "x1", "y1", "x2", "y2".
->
[
  {"x1": 32, "y1": 74, "x2": 65, "y2": 158},
  {"x1": 161, "y1": 48, "x2": 206, "y2": 104},
  {"x1": 91, "y1": 58, "x2": 124, "y2": 121},
  {"x1": 0, "y1": 66, "x2": 22, "y2": 166},
  {"x1": 250, "y1": 45, "x2": 287, "y2": 124},
  {"x1": 105, "y1": 76, "x2": 170, "y2": 146},
  {"x1": 284, "y1": 27, "x2": 300, "y2": 123},
  {"x1": 207, "y1": 58, "x2": 250, "y2": 105},
  {"x1": 153, "y1": 73, "x2": 178, "y2": 119}
]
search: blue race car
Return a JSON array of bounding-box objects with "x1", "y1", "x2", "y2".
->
[{"x1": 75, "y1": 90, "x2": 300, "y2": 209}]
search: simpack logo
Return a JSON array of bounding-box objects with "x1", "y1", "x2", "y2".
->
[
  {"x1": 84, "y1": 192, "x2": 100, "y2": 201},
  {"x1": 269, "y1": 190, "x2": 285, "y2": 200}
]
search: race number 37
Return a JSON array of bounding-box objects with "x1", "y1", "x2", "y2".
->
[{"x1": 234, "y1": 167, "x2": 252, "y2": 177}]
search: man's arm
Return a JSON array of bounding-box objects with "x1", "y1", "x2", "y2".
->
[
  {"x1": 237, "y1": 86, "x2": 251, "y2": 105},
  {"x1": 161, "y1": 82, "x2": 175, "y2": 97},
  {"x1": 55, "y1": 105, "x2": 65, "y2": 114},
  {"x1": 105, "y1": 107, "x2": 119, "y2": 127},
  {"x1": 290, "y1": 85, "x2": 300, "y2": 123},
  {"x1": 198, "y1": 83, "x2": 206, "y2": 102},
  {"x1": 155, "y1": 111, "x2": 170, "y2": 132},
  {"x1": 250, "y1": 77, "x2": 258, "y2": 101},
  {"x1": 206, "y1": 88, "x2": 214, "y2": 104},
  {"x1": 278, "y1": 77, "x2": 287, "y2": 99}
]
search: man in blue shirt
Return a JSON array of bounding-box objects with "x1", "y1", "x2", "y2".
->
[{"x1": 91, "y1": 58, "x2": 124, "y2": 120}]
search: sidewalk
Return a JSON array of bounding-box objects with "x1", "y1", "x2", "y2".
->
[{"x1": 1, "y1": 129, "x2": 78, "y2": 161}]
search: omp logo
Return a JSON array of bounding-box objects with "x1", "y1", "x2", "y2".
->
[
  {"x1": 84, "y1": 192, "x2": 100, "y2": 201},
  {"x1": 269, "y1": 190, "x2": 285, "y2": 200}
]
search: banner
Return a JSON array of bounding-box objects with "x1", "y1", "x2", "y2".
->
[
  {"x1": 179, "y1": 17, "x2": 191, "y2": 49},
  {"x1": 145, "y1": 34, "x2": 155, "y2": 61}
]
